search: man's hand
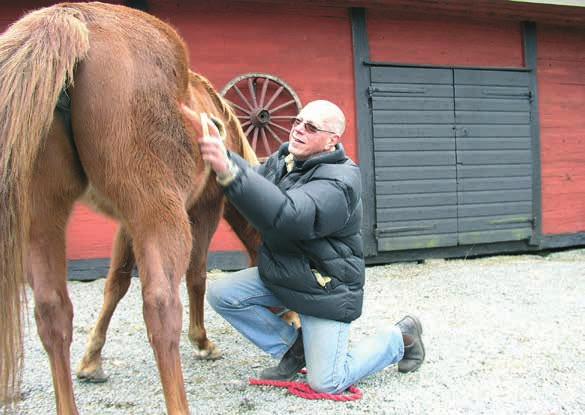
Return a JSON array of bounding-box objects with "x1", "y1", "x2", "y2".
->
[{"x1": 181, "y1": 104, "x2": 230, "y2": 175}]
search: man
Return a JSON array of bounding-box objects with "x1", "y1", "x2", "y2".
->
[{"x1": 181, "y1": 100, "x2": 425, "y2": 394}]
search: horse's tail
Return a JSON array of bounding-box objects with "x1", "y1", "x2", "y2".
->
[{"x1": 0, "y1": 5, "x2": 89, "y2": 403}]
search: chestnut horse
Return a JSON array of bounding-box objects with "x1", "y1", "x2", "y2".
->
[{"x1": 0, "y1": 3, "x2": 258, "y2": 414}]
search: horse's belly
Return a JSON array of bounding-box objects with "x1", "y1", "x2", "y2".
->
[{"x1": 80, "y1": 186, "x2": 121, "y2": 220}]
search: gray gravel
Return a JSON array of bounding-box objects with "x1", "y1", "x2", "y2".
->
[{"x1": 9, "y1": 249, "x2": 585, "y2": 414}]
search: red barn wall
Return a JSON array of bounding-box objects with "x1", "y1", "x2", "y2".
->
[
  {"x1": 537, "y1": 25, "x2": 585, "y2": 235},
  {"x1": 367, "y1": 11, "x2": 524, "y2": 67}
]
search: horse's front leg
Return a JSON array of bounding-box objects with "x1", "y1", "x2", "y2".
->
[
  {"x1": 131, "y1": 203, "x2": 192, "y2": 415},
  {"x1": 77, "y1": 227, "x2": 134, "y2": 382},
  {"x1": 186, "y1": 199, "x2": 223, "y2": 359}
]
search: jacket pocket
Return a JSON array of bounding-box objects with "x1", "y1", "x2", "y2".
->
[{"x1": 311, "y1": 269, "x2": 332, "y2": 288}]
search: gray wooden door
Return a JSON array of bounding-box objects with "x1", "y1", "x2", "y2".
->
[
  {"x1": 370, "y1": 66, "x2": 534, "y2": 252},
  {"x1": 454, "y1": 69, "x2": 533, "y2": 245},
  {"x1": 370, "y1": 66, "x2": 458, "y2": 251}
]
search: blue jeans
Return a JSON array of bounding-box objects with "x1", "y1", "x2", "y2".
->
[{"x1": 207, "y1": 267, "x2": 404, "y2": 394}]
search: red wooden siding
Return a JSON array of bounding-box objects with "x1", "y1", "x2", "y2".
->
[
  {"x1": 537, "y1": 25, "x2": 585, "y2": 234},
  {"x1": 367, "y1": 11, "x2": 524, "y2": 67}
]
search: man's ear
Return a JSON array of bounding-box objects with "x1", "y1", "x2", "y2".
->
[{"x1": 328, "y1": 134, "x2": 340, "y2": 149}]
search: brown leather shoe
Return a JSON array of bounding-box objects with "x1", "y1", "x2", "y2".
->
[{"x1": 396, "y1": 315, "x2": 425, "y2": 373}]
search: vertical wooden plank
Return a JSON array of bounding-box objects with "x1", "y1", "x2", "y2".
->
[
  {"x1": 523, "y1": 21, "x2": 543, "y2": 246},
  {"x1": 537, "y1": 25, "x2": 585, "y2": 235},
  {"x1": 351, "y1": 8, "x2": 377, "y2": 257}
]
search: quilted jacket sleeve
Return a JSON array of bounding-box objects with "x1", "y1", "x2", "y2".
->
[{"x1": 224, "y1": 153, "x2": 359, "y2": 241}]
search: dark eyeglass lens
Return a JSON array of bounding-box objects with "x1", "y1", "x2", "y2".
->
[
  {"x1": 304, "y1": 123, "x2": 318, "y2": 133},
  {"x1": 292, "y1": 118, "x2": 319, "y2": 134}
]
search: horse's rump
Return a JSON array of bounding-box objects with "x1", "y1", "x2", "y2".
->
[{"x1": 63, "y1": 3, "x2": 199, "y2": 223}]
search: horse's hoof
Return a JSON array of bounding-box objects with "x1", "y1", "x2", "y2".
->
[
  {"x1": 193, "y1": 344, "x2": 222, "y2": 360},
  {"x1": 76, "y1": 367, "x2": 109, "y2": 383}
]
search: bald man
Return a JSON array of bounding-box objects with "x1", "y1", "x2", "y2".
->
[{"x1": 182, "y1": 100, "x2": 425, "y2": 394}]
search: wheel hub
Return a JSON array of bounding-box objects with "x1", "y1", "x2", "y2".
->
[{"x1": 251, "y1": 109, "x2": 271, "y2": 127}]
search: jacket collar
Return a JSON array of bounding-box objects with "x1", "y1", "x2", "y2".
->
[{"x1": 278, "y1": 143, "x2": 347, "y2": 172}]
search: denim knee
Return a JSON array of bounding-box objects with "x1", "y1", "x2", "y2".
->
[
  {"x1": 307, "y1": 372, "x2": 345, "y2": 394},
  {"x1": 206, "y1": 281, "x2": 227, "y2": 312}
]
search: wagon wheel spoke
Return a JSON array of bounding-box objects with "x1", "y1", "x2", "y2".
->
[
  {"x1": 261, "y1": 128, "x2": 272, "y2": 155},
  {"x1": 233, "y1": 85, "x2": 254, "y2": 110},
  {"x1": 244, "y1": 123, "x2": 255, "y2": 136},
  {"x1": 265, "y1": 124, "x2": 283, "y2": 144},
  {"x1": 269, "y1": 99, "x2": 296, "y2": 113},
  {"x1": 268, "y1": 121, "x2": 290, "y2": 135},
  {"x1": 264, "y1": 86, "x2": 284, "y2": 110},
  {"x1": 258, "y1": 77, "x2": 270, "y2": 107},
  {"x1": 226, "y1": 99, "x2": 251, "y2": 115},
  {"x1": 248, "y1": 78, "x2": 258, "y2": 108},
  {"x1": 241, "y1": 120, "x2": 252, "y2": 129}
]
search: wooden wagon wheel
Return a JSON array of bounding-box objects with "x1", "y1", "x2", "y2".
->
[{"x1": 221, "y1": 73, "x2": 302, "y2": 159}]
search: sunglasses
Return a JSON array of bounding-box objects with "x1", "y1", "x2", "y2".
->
[{"x1": 291, "y1": 118, "x2": 336, "y2": 135}]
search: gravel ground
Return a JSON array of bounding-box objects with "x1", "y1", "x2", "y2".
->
[{"x1": 8, "y1": 249, "x2": 585, "y2": 414}]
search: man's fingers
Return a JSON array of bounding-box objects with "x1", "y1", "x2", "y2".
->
[
  {"x1": 198, "y1": 135, "x2": 222, "y2": 145},
  {"x1": 199, "y1": 137, "x2": 226, "y2": 155}
]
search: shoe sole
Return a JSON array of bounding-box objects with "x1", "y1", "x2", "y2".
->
[{"x1": 258, "y1": 362, "x2": 306, "y2": 382}]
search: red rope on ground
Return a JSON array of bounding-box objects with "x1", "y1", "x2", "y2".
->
[{"x1": 249, "y1": 370, "x2": 363, "y2": 401}]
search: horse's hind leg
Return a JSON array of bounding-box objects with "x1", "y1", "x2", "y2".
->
[
  {"x1": 186, "y1": 197, "x2": 223, "y2": 360},
  {"x1": 29, "y1": 224, "x2": 77, "y2": 415},
  {"x1": 28, "y1": 116, "x2": 86, "y2": 414},
  {"x1": 128, "y1": 202, "x2": 191, "y2": 414},
  {"x1": 77, "y1": 227, "x2": 134, "y2": 382}
]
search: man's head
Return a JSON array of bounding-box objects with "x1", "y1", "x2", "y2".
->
[{"x1": 288, "y1": 100, "x2": 346, "y2": 160}]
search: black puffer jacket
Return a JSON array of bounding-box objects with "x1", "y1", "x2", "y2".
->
[{"x1": 225, "y1": 143, "x2": 365, "y2": 322}]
